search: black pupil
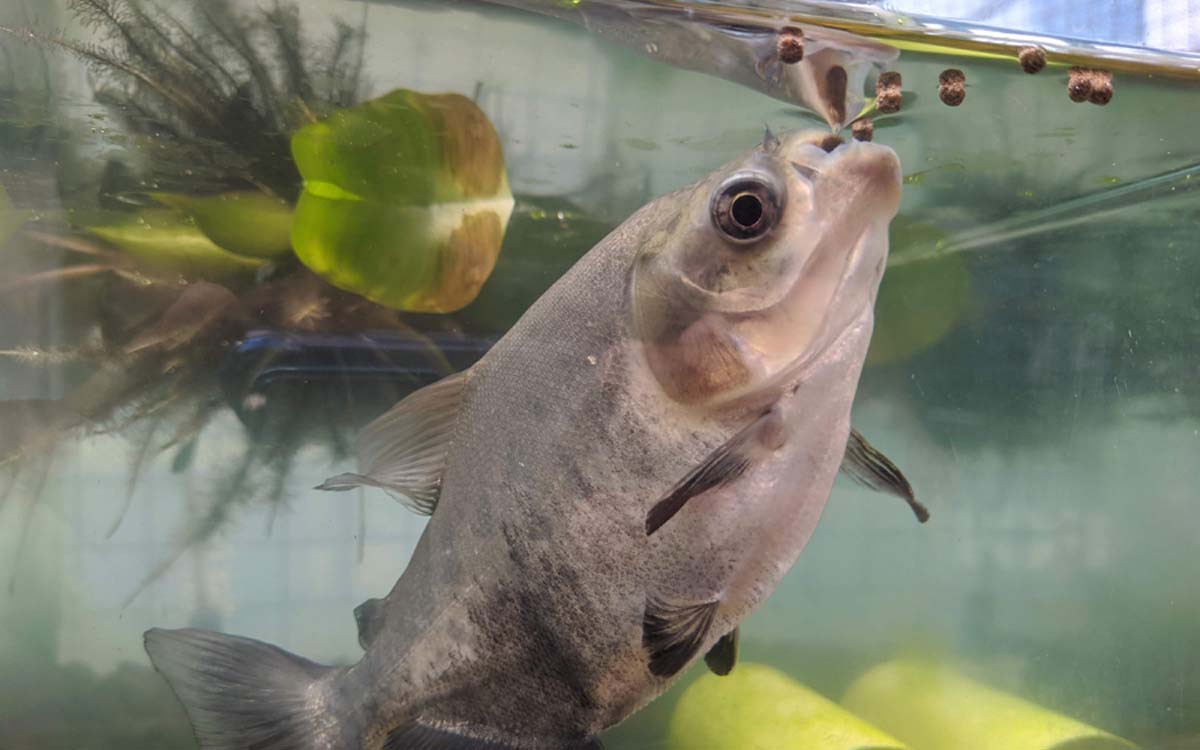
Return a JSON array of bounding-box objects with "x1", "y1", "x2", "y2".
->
[{"x1": 731, "y1": 193, "x2": 762, "y2": 228}]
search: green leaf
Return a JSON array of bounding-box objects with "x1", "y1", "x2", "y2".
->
[
  {"x1": 290, "y1": 88, "x2": 513, "y2": 313},
  {"x1": 150, "y1": 191, "x2": 293, "y2": 258},
  {"x1": 86, "y1": 209, "x2": 264, "y2": 278}
]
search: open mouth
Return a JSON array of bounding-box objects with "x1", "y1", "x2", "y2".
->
[{"x1": 785, "y1": 135, "x2": 902, "y2": 189}]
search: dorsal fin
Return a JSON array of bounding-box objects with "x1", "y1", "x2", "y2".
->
[
  {"x1": 841, "y1": 427, "x2": 929, "y2": 523},
  {"x1": 643, "y1": 596, "x2": 721, "y2": 678},
  {"x1": 315, "y1": 369, "x2": 468, "y2": 515},
  {"x1": 353, "y1": 597, "x2": 384, "y2": 651}
]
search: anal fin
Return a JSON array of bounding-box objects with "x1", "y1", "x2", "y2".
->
[
  {"x1": 384, "y1": 722, "x2": 601, "y2": 750},
  {"x1": 841, "y1": 427, "x2": 929, "y2": 523},
  {"x1": 704, "y1": 627, "x2": 739, "y2": 676},
  {"x1": 643, "y1": 596, "x2": 721, "y2": 678},
  {"x1": 646, "y1": 406, "x2": 785, "y2": 536}
]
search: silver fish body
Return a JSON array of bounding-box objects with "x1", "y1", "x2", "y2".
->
[
  {"x1": 145, "y1": 131, "x2": 904, "y2": 750},
  {"x1": 479, "y1": 0, "x2": 898, "y2": 130}
]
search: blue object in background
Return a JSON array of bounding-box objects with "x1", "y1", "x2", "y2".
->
[{"x1": 894, "y1": 0, "x2": 1199, "y2": 51}]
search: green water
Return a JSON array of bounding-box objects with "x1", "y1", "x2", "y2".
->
[{"x1": 0, "y1": 0, "x2": 1198, "y2": 748}]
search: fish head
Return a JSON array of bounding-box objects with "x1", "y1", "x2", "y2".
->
[{"x1": 633, "y1": 130, "x2": 901, "y2": 408}]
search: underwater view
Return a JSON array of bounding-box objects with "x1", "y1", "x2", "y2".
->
[{"x1": 0, "y1": 0, "x2": 1198, "y2": 748}]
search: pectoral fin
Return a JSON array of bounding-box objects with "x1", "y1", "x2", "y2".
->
[
  {"x1": 704, "y1": 627, "x2": 739, "y2": 676},
  {"x1": 645, "y1": 406, "x2": 785, "y2": 536},
  {"x1": 841, "y1": 427, "x2": 929, "y2": 523},
  {"x1": 315, "y1": 369, "x2": 468, "y2": 515},
  {"x1": 643, "y1": 596, "x2": 721, "y2": 678}
]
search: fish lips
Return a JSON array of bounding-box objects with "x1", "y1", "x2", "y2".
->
[{"x1": 786, "y1": 136, "x2": 902, "y2": 215}]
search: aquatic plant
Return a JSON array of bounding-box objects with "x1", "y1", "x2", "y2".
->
[
  {"x1": 0, "y1": 0, "x2": 589, "y2": 605},
  {"x1": 42, "y1": 0, "x2": 368, "y2": 199},
  {"x1": 0, "y1": 0, "x2": 397, "y2": 599}
]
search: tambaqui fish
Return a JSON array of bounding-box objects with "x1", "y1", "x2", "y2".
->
[{"x1": 144, "y1": 128, "x2": 917, "y2": 749}]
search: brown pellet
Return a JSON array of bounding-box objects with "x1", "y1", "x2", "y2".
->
[
  {"x1": 876, "y1": 71, "x2": 902, "y2": 92},
  {"x1": 875, "y1": 71, "x2": 902, "y2": 114},
  {"x1": 1067, "y1": 67, "x2": 1092, "y2": 102},
  {"x1": 1018, "y1": 45, "x2": 1046, "y2": 74},
  {"x1": 1089, "y1": 69, "x2": 1114, "y2": 105},
  {"x1": 1089, "y1": 79, "x2": 1113, "y2": 105},
  {"x1": 778, "y1": 27, "x2": 804, "y2": 64},
  {"x1": 938, "y1": 68, "x2": 966, "y2": 106},
  {"x1": 851, "y1": 118, "x2": 874, "y2": 142},
  {"x1": 876, "y1": 90, "x2": 901, "y2": 114},
  {"x1": 1067, "y1": 66, "x2": 1114, "y2": 105}
]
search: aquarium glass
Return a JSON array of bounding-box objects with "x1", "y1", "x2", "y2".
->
[{"x1": 0, "y1": 1, "x2": 1198, "y2": 748}]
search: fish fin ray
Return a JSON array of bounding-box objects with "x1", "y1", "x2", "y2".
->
[
  {"x1": 143, "y1": 628, "x2": 344, "y2": 750},
  {"x1": 841, "y1": 427, "x2": 929, "y2": 523},
  {"x1": 314, "y1": 472, "x2": 380, "y2": 492},
  {"x1": 353, "y1": 597, "x2": 384, "y2": 650},
  {"x1": 704, "y1": 626, "x2": 739, "y2": 676},
  {"x1": 643, "y1": 596, "x2": 721, "y2": 678},
  {"x1": 646, "y1": 408, "x2": 783, "y2": 535},
  {"x1": 384, "y1": 722, "x2": 602, "y2": 750},
  {"x1": 318, "y1": 369, "x2": 469, "y2": 515}
]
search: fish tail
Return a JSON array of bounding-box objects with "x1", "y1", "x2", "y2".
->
[{"x1": 144, "y1": 627, "x2": 352, "y2": 750}]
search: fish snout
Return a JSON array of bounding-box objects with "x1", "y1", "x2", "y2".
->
[{"x1": 826, "y1": 141, "x2": 902, "y2": 216}]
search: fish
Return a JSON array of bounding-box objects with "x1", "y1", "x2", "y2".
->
[
  {"x1": 477, "y1": 0, "x2": 899, "y2": 130},
  {"x1": 143, "y1": 129, "x2": 907, "y2": 749}
]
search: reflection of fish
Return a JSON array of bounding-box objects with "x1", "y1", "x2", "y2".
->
[
  {"x1": 145, "y1": 130, "x2": 906, "y2": 749},
  {"x1": 481, "y1": 0, "x2": 898, "y2": 130}
]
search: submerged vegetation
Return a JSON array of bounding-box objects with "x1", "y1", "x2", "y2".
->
[
  {"x1": 55, "y1": 0, "x2": 368, "y2": 200},
  {"x1": 0, "y1": 0, "x2": 526, "y2": 600}
]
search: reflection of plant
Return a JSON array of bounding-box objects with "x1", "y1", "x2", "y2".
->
[
  {"x1": 48, "y1": 0, "x2": 367, "y2": 199},
  {"x1": 0, "y1": 0, "x2": 379, "y2": 597},
  {"x1": 0, "y1": 0, "x2": 575, "y2": 610}
]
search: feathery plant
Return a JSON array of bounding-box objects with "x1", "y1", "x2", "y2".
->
[{"x1": 52, "y1": 0, "x2": 367, "y2": 199}]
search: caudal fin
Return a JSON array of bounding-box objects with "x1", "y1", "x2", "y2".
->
[{"x1": 144, "y1": 628, "x2": 349, "y2": 750}]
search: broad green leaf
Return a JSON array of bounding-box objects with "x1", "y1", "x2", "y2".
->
[
  {"x1": 150, "y1": 191, "x2": 293, "y2": 258},
  {"x1": 87, "y1": 209, "x2": 263, "y2": 278},
  {"x1": 291, "y1": 88, "x2": 513, "y2": 313}
]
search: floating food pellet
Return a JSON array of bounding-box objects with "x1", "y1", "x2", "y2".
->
[
  {"x1": 1018, "y1": 45, "x2": 1046, "y2": 74},
  {"x1": 876, "y1": 71, "x2": 902, "y2": 92},
  {"x1": 875, "y1": 71, "x2": 902, "y2": 114},
  {"x1": 1067, "y1": 67, "x2": 1114, "y2": 105},
  {"x1": 938, "y1": 68, "x2": 966, "y2": 106},
  {"x1": 778, "y1": 27, "x2": 804, "y2": 64},
  {"x1": 1067, "y1": 67, "x2": 1092, "y2": 102},
  {"x1": 851, "y1": 118, "x2": 874, "y2": 142},
  {"x1": 1089, "y1": 69, "x2": 1114, "y2": 105},
  {"x1": 1089, "y1": 79, "x2": 1113, "y2": 104}
]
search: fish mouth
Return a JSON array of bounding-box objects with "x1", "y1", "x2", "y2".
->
[{"x1": 783, "y1": 133, "x2": 902, "y2": 213}]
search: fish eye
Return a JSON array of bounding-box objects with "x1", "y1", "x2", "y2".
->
[{"x1": 710, "y1": 176, "x2": 781, "y2": 244}]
